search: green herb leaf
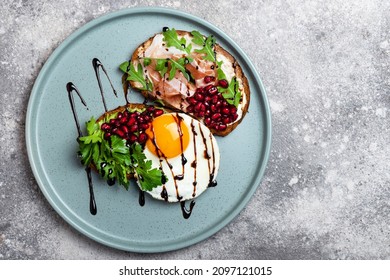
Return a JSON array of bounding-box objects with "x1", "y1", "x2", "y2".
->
[
  {"x1": 162, "y1": 28, "x2": 189, "y2": 54},
  {"x1": 219, "y1": 77, "x2": 242, "y2": 108},
  {"x1": 169, "y1": 57, "x2": 190, "y2": 81},
  {"x1": 119, "y1": 61, "x2": 152, "y2": 92},
  {"x1": 191, "y1": 30, "x2": 205, "y2": 46},
  {"x1": 191, "y1": 31, "x2": 216, "y2": 62},
  {"x1": 130, "y1": 143, "x2": 167, "y2": 191},
  {"x1": 155, "y1": 58, "x2": 169, "y2": 78},
  {"x1": 216, "y1": 60, "x2": 226, "y2": 80},
  {"x1": 143, "y1": 58, "x2": 152, "y2": 67}
]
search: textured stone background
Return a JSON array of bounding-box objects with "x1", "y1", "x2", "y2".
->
[{"x1": 0, "y1": 0, "x2": 389, "y2": 259}]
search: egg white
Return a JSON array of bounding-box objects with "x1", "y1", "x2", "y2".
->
[{"x1": 140, "y1": 113, "x2": 220, "y2": 202}]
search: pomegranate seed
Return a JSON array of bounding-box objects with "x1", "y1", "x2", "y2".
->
[
  {"x1": 217, "y1": 124, "x2": 227, "y2": 131},
  {"x1": 204, "y1": 85, "x2": 213, "y2": 92},
  {"x1": 119, "y1": 116, "x2": 127, "y2": 124},
  {"x1": 205, "y1": 109, "x2": 211, "y2": 116},
  {"x1": 154, "y1": 109, "x2": 164, "y2": 117},
  {"x1": 128, "y1": 134, "x2": 138, "y2": 143},
  {"x1": 200, "y1": 103, "x2": 206, "y2": 112},
  {"x1": 232, "y1": 113, "x2": 239, "y2": 121},
  {"x1": 187, "y1": 105, "x2": 194, "y2": 113},
  {"x1": 218, "y1": 79, "x2": 229, "y2": 88},
  {"x1": 130, "y1": 112, "x2": 138, "y2": 118},
  {"x1": 123, "y1": 110, "x2": 129, "y2": 118},
  {"x1": 195, "y1": 93, "x2": 204, "y2": 101},
  {"x1": 222, "y1": 100, "x2": 228, "y2": 107},
  {"x1": 204, "y1": 117, "x2": 211, "y2": 126},
  {"x1": 129, "y1": 124, "x2": 138, "y2": 132},
  {"x1": 188, "y1": 97, "x2": 197, "y2": 105},
  {"x1": 137, "y1": 116, "x2": 145, "y2": 123},
  {"x1": 147, "y1": 106, "x2": 155, "y2": 113},
  {"x1": 204, "y1": 76, "x2": 215, "y2": 83},
  {"x1": 211, "y1": 95, "x2": 219, "y2": 104},
  {"x1": 195, "y1": 102, "x2": 202, "y2": 112},
  {"x1": 117, "y1": 112, "x2": 123, "y2": 119},
  {"x1": 230, "y1": 107, "x2": 237, "y2": 115},
  {"x1": 197, "y1": 111, "x2": 205, "y2": 117},
  {"x1": 101, "y1": 123, "x2": 110, "y2": 131},
  {"x1": 109, "y1": 119, "x2": 116, "y2": 125},
  {"x1": 116, "y1": 129, "x2": 125, "y2": 138},
  {"x1": 138, "y1": 133, "x2": 148, "y2": 144},
  {"x1": 210, "y1": 104, "x2": 218, "y2": 112},
  {"x1": 141, "y1": 123, "x2": 149, "y2": 130},
  {"x1": 211, "y1": 113, "x2": 221, "y2": 120},
  {"x1": 196, "y1": 88, "x2": 205, "y2": 95},
  {"x1": 208, "y1": 86, "x2": 218, "y2": 95},
  {"x1": 127, "y1": 117, "x2": 136, "y2": 127},
  {"x1": 104, "y1": 132, "x2": 111, "y2": 140},
  {"x1": 223, "y1": 117, "x2": 231, "y2": 124},
  {"x1": 205, "y1": 96, "x2": 211, "y2": 102},
  {"x1": 144, "y1": 115, "x2": 151, "y2": 122},
  {"x1": 222, "y1": 107, "x2": 230, "y2": 115},
  {"x1": 215, "y1": 100, "x2": 222, "y2": 108},
  {"x1": 120, "y1": 125, "x2": 129, "y2": 134}
]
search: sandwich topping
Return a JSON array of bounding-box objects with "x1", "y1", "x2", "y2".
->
[{"x1": 119, "y1": 28, "x2": 247, "y2": 133}]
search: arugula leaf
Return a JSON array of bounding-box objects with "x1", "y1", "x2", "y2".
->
[
  {"x1": 216, "y1": 60, "x2": 226, "y2": 80},
  {"x1": 220, "y1": 77, "x2": 242, "y2": 108},
  {"x1": 143, "y1": 58, "x2": 152, "y2": 67},
  {"x1": 191, "y1": 30, "x2": 216, "y2": 62},
  {"x1": 155, "y1": 58, "x2": 169, "y2": 78},
  {"x1": 119, "y1": 61, "x2": 152, "y2": 92},
  {"x1": 191, "y1": 30, "x2": 205, "y2": 46},
  {"x1": 162, "y1": 28, "x2": 191, "y2": 54},
  {"x1": 169, "y1": 57, "x2": 190, "y2": 81}
]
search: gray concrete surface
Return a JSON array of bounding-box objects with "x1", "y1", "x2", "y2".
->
[{"x1": 1, "y1": 0, "x2": 389, "y2": 259}]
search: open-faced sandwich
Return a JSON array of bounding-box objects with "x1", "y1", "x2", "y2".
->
[
  {"x1": 119, "y1": 27, "x2": 250, "y2": 136},
  {"x1": 77, "y1": 103, "x2": 220, "y2": 204}
]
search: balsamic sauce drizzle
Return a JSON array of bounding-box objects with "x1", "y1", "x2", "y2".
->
[
  {"x1": 180, "y1": 200, "x2": 196, "y2": 219},
  {"x1": 66, "y1": 82, "x2": 97, "y2": 215},
  {"x1": 66, "y1": 82, "x2": 87, "y2": 138},
  {"x1": 208, "y1": 132, "x2": 217, "y2": 187},
  {"x1": 92, "y1": 58, "x2": 117, "y2": 112},
  {"x1": 190, "y1": 120, "x2": 198, "y2": 197},
  {"x1": 139, "y1": 189, "x2": 145, "y2": 206},
  {"x1": 85, "y1": 166, "x2": 97, "y2": 215}
]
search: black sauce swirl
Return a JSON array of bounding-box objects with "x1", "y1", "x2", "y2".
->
[
  {"x1": 92, "y1": 58, "x2": 117, "y2": 112},
  {"x1": 67, "y1": 82, "x2": 97, "y2": 215},
  {"x1": 180, "y1": 200, "x2": 196, "y2": 219}
]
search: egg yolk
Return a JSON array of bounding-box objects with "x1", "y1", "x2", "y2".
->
[{"x1": 145, "y1": 114, "x2": 190, "y2": 159}]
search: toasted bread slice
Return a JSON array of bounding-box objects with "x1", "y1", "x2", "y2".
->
[{"x1": 122, "y1": 29, "x2": 250, "y2": 136}]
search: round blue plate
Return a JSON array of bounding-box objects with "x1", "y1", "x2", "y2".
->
[{"x1": 26, "y1": 7, "x2": 271, "y2": 253}]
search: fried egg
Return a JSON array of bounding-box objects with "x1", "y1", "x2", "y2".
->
[{"x1": 139, "y1": 112, "x2": 220, "y2": 202}]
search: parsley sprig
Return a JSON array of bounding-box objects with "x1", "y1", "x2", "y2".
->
[{"x1": 78, "y1": 115, "x2": 166, "y2": 191}]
